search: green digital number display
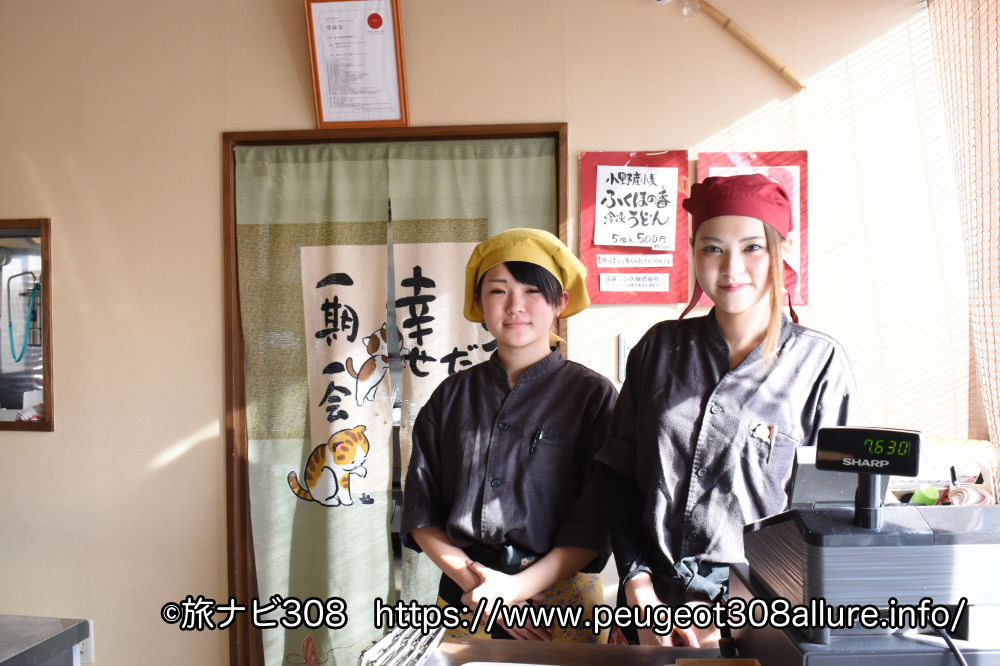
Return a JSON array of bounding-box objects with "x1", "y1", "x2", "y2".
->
[{"x1": 862, "y1": 438, "x2": 910, "y2": 456}]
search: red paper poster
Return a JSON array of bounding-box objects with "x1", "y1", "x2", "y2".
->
[
  {"x1": 696, "y1": 151, "x2": 808, "y2": 305},
  {"x1": 579, "y1": 151, "x2": 690, "y2": 304}
]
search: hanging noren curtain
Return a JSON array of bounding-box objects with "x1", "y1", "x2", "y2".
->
[{"x1": 226, "y1": 127, "x2": 562, "y2": 666}]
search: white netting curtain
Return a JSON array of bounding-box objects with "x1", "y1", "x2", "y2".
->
[{"x1": 927, "y1": 0, "x2": 999, "y2": 497}]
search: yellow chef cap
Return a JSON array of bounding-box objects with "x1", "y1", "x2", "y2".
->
[{"x1": 464, "y1": 228, "x2": 590, "y2": 322}]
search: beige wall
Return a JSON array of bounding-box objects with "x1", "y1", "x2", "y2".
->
[{"x1": 0, "y1": 1, "x2": 966, "y2": 664}]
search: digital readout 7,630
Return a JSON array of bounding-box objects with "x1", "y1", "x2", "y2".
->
[{"x1": 864, "y1": 439, "x2": 910, "y2": 456}]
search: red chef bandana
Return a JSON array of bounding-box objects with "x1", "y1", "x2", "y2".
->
[{"x1": 683, "y1": 173, "x2": 792, "y2": 236}]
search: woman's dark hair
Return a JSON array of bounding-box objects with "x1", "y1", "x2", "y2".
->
[{"x1": 476, "y1": 261, "x2": 563, "y2": 308}]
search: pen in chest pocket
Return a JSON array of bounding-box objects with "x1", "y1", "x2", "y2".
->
[
  {"x1": 530, "y1": 427, "x2": 544, "y2": 454},
  {"x1": 766, "y1": 425, "x2": 778, "y2": 465}
]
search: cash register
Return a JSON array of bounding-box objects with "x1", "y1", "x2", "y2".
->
[{"x1": 732, "y1": 426, "x2": 1000, "y2": 665}]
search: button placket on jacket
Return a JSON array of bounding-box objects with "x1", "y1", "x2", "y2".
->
[
  {"x1": 683, "y1": 377, "x2": 736, "y2": 555},
  {"x1": 479, "y1": 401, "x2": 511, "y2": 540}
]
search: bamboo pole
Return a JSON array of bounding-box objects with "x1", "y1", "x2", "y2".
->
[{"x1": 698, "y1": 0, "x2": 806, "y2": 91}]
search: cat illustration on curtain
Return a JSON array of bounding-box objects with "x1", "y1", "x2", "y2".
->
[
  {"x1": 292, "y1": 635, "x2": 318, "y2": 666},
  {"x1": 287, "y1": 425, "x2": 370, "y2": 507},
  {"x1": 345, "y1": 322, "x2": 407, "y2": 406}
]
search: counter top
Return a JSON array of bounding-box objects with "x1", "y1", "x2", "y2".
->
[
  {"x1": 426, "y1": 639, "x2": 719, "y2": 665},
  {"x1": 0, "y1": 615, "x2": 89, "y2": 666}
]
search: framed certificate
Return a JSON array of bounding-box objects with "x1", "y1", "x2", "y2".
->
[{"x1": 304, "y1": 0, "x2": 409, "y2": 128}]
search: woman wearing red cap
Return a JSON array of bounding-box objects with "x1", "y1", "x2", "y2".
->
[{"x1": 597, "y1": 174, "x2": 856, "y2": 648}]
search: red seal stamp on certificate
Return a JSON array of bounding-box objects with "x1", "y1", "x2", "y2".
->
[{"x1": 367, "y1": 12, "x2": 383, "y2": 29}]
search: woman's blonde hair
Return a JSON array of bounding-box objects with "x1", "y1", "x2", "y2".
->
[{"x1": 761, "y1": 223, "x2": 787, "y2": 363}]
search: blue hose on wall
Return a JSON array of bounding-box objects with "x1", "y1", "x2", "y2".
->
[{"x1": 9, "y1": 282, "x2": 39, "y2": 363}]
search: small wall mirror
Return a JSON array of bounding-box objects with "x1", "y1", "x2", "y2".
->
[{"x1": 0, "y1": 219, "x2": 52, "y2": 431}]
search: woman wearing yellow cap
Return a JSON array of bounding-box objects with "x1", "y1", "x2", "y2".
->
[{"x1": 401, "y1": 228, "x2": 617, "y2": 642}]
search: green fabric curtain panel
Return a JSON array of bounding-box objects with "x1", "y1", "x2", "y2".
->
[{"x1": 232, "y1": 134, "x2": 557, "y2": 666}]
